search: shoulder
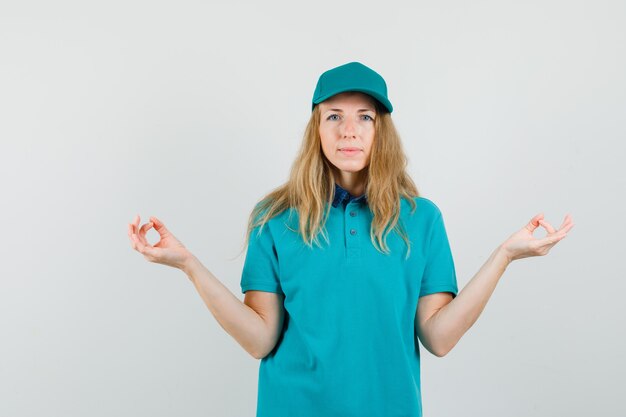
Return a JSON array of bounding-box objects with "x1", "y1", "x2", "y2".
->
[
  {"x1": 401, "y1": 195, "x2": 443, "y2": 221},
  {"x1": 249, "y1": 203, "x2": 297, "y2": 239}
]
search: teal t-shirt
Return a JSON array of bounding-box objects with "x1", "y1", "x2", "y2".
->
[{"x1": 240, "y1": 194, "x2": 458, "y2": 417}]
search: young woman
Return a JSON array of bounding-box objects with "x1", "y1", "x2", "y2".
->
[{"x1": 128, "y1": 61, "x2": 574, "y2": 417}]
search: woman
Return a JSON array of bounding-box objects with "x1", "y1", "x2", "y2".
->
[{"x1": 128, "y1": 61, "x2": 574, "y2": 417}]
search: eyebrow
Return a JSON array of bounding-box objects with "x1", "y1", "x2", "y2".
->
[{"x1": 325, "y1": 108, "x2": 375, "y2": 113}]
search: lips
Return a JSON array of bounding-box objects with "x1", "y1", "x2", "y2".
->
[{"x1": 339, "y1": 147, "x2": 361, "y2": 157}]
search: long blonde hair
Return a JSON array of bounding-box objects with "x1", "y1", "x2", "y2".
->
[{"x1": 242, "y1": 100, "x2": 421, "y2": 260}]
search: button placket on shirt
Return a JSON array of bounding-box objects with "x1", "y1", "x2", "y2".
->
[{"x1": 345, "y1": 202, "x2": 361, "y2": 262}]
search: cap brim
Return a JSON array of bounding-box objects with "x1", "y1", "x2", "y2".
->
[{"x1": 312, "y1": 87, "x2": 393, "y2": 113}]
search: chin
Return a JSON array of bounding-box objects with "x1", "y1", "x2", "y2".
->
[{"x1": 333, "y1": 163, "x2": 367, "y2": 173}]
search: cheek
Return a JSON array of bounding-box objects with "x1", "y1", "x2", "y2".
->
[
  {"x1": 319, "y1": 133, "x2": 332, "y2": 156},
  {"x1": 319, "y1": 127, "x2": 334, "y2": 146},
  {"x1": 364, "y1": 131, "x2": 375, "y2": 152}
]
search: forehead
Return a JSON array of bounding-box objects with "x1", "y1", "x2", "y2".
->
[{"x1": 320, "y1": 91, "x2": 376, "y2": 110}]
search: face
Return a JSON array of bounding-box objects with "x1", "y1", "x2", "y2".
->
[{"x1": 318, "y1": 92, "x2": 377, "y2": 183}]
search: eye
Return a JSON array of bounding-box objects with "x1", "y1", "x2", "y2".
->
[
  {"x1": 361, "y1": 115, "x2": 374, "y2": 121},
  {"x1": 327, "y1": 114, "x2": 340, "y2": 121}
]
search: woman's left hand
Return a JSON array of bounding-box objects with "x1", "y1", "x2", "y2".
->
[{"x1": 500, "y1": 213, "x2": 574, "y2": 263}]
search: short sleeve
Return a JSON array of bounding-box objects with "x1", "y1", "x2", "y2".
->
[
  {"x1": 240, "y1": 223, "x2": 284, "y2": 295},
  {"x1": 419, "y1": 210, "x2": 459, "y2": 299}
]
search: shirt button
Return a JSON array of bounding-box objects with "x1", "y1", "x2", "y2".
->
[
  {"x1": 350, "y1": 229, "x2": 357, "y2": 235},
  {"x1": 349, "y1": 211, "x2": 356, "y2": 217}
]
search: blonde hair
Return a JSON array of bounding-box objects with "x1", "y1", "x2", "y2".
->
[{"x1": 241, "y1": 100, "x2": 421, "y2": 260}]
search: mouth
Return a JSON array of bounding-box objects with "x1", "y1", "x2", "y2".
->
[{"x1": 339, "y1": 148, "x2": 361, "y2": 156}]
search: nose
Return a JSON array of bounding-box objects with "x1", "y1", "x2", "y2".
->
[{"x1": 341, "y1": 117, "x2": 357, "y2": 139}]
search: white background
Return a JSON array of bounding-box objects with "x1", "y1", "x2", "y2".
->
[{"x1": 1, "y1": 0, "x2": 624, "y2": 416}]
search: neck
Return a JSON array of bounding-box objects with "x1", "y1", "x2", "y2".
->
[{"x1": 335, "y1": 170, "x2": 366, "y2": 196}]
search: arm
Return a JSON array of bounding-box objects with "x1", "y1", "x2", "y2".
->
[
  {"x1": 182, "y1": 254, "x2": 277, "y2": 359},
  {"x1": 416, "y1": 245, "x2": 509, "y2": 357},
  {"x1": 417, "y1": 212, "x2": 573, "y2": 357},
  {"x1": 127, "y1": 215, "x2": 282, "y2": 359}
]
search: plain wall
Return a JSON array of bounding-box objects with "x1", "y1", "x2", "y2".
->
[{"x1": 1, "y1": 0, "x2": 624, "y2": 416}]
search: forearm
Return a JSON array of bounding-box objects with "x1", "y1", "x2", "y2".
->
[
  {"x1": 425, "y1": 245, "x2": 511, "y2": 356},
  {"x1": 182, "y1": 255, "x2": 269, "y2": 359}
]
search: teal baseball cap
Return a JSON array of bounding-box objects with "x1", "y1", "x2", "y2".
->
[{"x1": 311, "y1": 61, "x2": 393, "y2": 113}]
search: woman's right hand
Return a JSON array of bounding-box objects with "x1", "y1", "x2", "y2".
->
[{"x1": 128, "y1": 215, "x2": 193, "y2": 270}]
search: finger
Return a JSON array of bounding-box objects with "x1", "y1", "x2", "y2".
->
[
  {"x1": 560, "y1": 223, "x2": 572, "y2": 236},
  {"x1": 538, "y1": 219, "x2": 556, "y2": 234},
  {"x1": 150, "y1": 216, "x2": 169, "y2": 236},
  {"x1": 558, "y1": 222, "x2": 573, "y2": 234},
  {"x1": 134, "y1": 214, "x2": 141, "y2": 235},
  {"x1": 546, "y1": 214, "x2": 574, "y2": 237},
  {"x1": 130, "y1": 221, "x2": 140, "y2": 240},
  {"x1": 139, "y1": 221, "x2": 153, "y2": 235},
  {"x1": 130, "y1": 231, "x2": 143, "y2": 251},
  {"x1": 137, "y1": 222, "x2": 153, "y2": 245},
  {"x1": 539, "y1": 231, "x2": 567, "y2": 247},
  {"x1": 526, "y1": 213, "x2": 544, "y2": 232},
  {"x1": 131, "y1": 231, "x2": 156, "y2": 256},
  {"x1": 128, "y1": 224, "x2": 136, "y2": 247}
]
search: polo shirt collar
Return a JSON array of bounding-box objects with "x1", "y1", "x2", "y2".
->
[{"x1": 331, "y1": 182, "x2": 368, "y2": 208}]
